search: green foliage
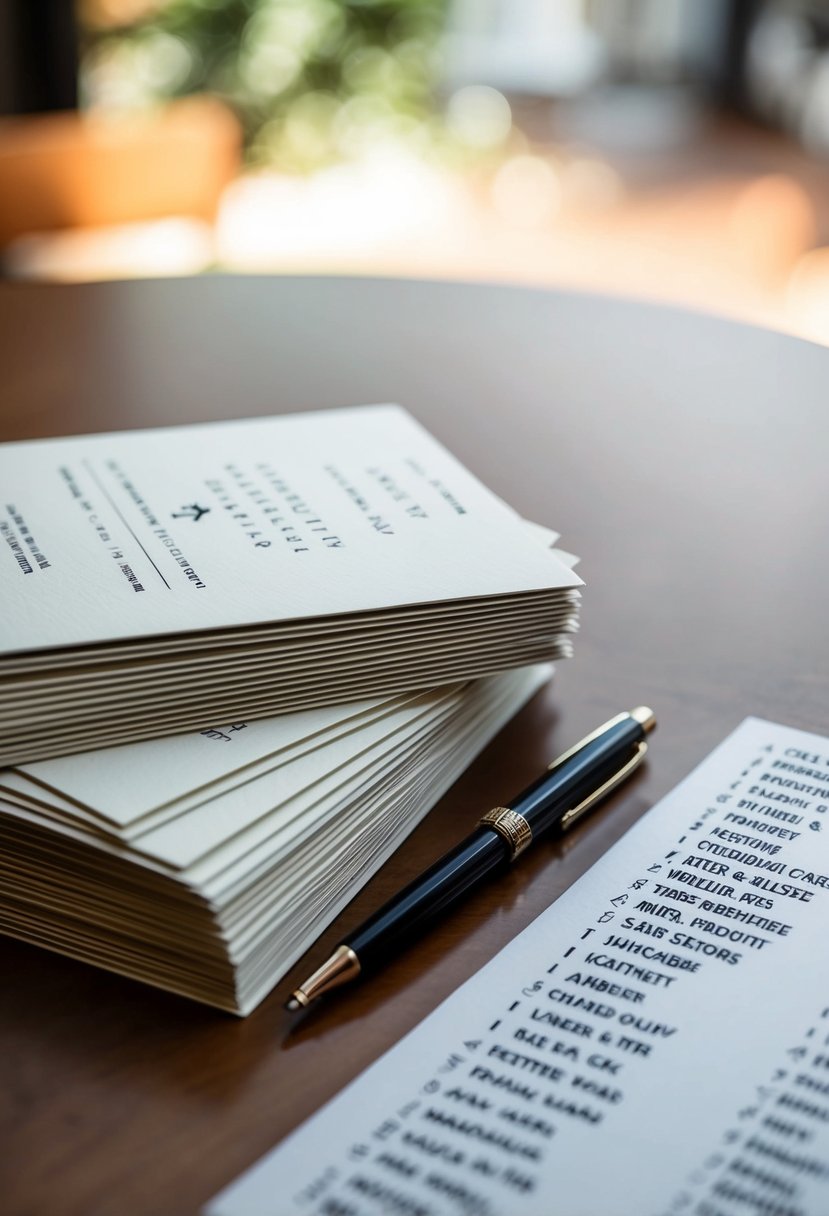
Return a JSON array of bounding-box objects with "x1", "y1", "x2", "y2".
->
[{"x1": 80, "y1": 0, "x2": 448, "y2": 170}]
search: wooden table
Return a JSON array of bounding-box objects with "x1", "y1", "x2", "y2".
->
[{"x1": 1, "y1": 276, "x2": 827, "y2": 1216}]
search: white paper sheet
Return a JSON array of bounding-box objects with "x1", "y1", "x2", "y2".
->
[{"x1": 207, "y1": 717, "x2": 829, "y2": 1216}]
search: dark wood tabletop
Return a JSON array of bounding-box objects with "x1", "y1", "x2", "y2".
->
[{"x1": 1, "y1": 275, "x2": 827, "y2": 1216}]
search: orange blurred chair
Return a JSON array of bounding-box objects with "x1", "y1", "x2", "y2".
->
[{"x1": 0, "y1": 95, "x2": 242, "y2": 252}]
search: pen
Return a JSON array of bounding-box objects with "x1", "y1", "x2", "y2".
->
[{"x1": 285, "y1": 706, "x2": 656, "y2": 1011}]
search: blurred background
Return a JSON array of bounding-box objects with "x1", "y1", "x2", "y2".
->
[{"x1": 1, "y1": 0, "x2": 828, "y2": 344}]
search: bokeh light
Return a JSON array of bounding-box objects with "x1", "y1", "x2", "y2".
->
[
  {"x1": 491, "y1": 155, "x2": 561, "y2": 228},
  {"x1": 728, "y1": 174, "x2": 816, "y2": 285},
  {"x1": 786, "y1": 247, "x2": 829, "y2": 345},
  {"x1": 445, "y1": 85, "x2": 512, "y2": 150}
]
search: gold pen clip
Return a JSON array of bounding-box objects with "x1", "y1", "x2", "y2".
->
[
  {"x1": 547, "y1": 713, "x2": 630, "y2": 773},
  {"x1": 558, "y1": 740, "x2": 648, "y2": 831}
]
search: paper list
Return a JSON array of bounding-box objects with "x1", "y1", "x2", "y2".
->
[{"x1": 207, "y1": 718, "x2": 829, "y2": 1216}]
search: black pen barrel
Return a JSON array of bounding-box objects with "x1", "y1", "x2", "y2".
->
[
  {"x1": 348, "y1": 828, "x2": 508, "y2": 971},
  {"x1": 347, "y1": 712, "x2": 649, "y2": 975}
]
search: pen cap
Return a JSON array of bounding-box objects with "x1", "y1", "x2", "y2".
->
[
  {"x1": 631, "y1": 706, "x2": 657, "y2": 733},
  {"x1": 511, "y1": 709, "x2": 654, "y2": 837}
]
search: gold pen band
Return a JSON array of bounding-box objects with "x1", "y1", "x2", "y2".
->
[{"x1": 479, "y1": 806, "x2": 533, "y2": 861}]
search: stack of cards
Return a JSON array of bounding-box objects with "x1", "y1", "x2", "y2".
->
[
  {"x1": 0, "y1": 665, "x2": 549, "y2": 1014},
  {"x1": 0, "y1": 405, "x2": 581, "y2": 766}
]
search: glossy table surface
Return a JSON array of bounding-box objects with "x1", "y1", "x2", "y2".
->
[{"x1": 1, "y1": 276, "x2": 827, "y2": 1216}]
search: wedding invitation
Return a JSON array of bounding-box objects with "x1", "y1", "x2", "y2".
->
[
  {"x1": 207, "y1": 718, "x2": 829, "y2": 1216},
  {"x1": 0, "y1": 664, "x2": 551, "y2": 1013},
  {"x1": 0, "y1": 406, "x2": 581, "y2": 765}
]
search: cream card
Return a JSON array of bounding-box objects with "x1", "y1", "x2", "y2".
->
[
  {"x1": 1, "y1": 406, "x2": 581, "y2": 654},
  {"x1": 11, "y1": 696, "x2": 397, "y2": 825}
]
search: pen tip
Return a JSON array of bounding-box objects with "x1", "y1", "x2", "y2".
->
[{"x1": 285, "y1": 996, "x2": 302, "y2": 1012}]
